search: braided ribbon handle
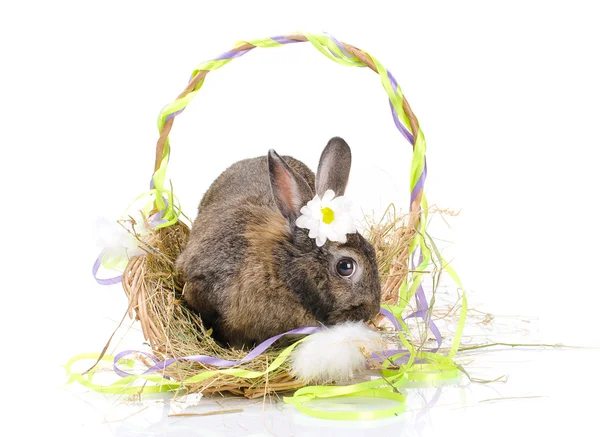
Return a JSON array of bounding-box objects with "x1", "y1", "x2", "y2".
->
[
  {"x1": 149, "y1": 31, "x2": 465, "y2": 351},
  {"x1": 102, "y1": 31, "x2": 468, "y2": 419},
  {"x1": 151, "y1": 32, "x2": 423, "y2": 223}
]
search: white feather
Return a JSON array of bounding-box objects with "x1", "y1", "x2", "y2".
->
[
  {"x1": 290, "y1": 322, "x2": 385, "y2": 384},
  {"x1": 95, "y1": 216, "x2": 148, "y2": 267}
]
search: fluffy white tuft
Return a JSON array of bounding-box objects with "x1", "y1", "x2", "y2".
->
[
  {"x1": 95, "y1": 216, "x2": 148, "y2": 268},
  {"x1": 290, "y1": 322, "x2": 384, "y2": 384}
]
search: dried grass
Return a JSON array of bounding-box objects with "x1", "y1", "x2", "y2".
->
[
  {"x1": 118, "y1": 206, "x2": 422, "y2": 397},
  {"x1": 362, "y1": 204, "x2": 420, "y2": 308}
]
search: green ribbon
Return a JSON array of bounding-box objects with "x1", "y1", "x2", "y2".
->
[{"x1": 82, "y1": 32, "x2": 469, "y2": 420}]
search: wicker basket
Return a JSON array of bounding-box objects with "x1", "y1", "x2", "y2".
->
[{"x1": 116, "y1": 32, "x2": 428, "y2": 397}]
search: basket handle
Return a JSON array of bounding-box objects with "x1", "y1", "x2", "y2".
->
[{"x1": 153, "y1": 33, "x2": 421, "y2": 177}]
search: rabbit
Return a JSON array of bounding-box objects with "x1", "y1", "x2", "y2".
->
[{"x1": 176, "y1": 137, "x2": 381, "y2": 348}]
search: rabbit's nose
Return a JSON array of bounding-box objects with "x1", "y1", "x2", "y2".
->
[{"x1": 343, "y1": 303, "x2": 378, "y2": 322}]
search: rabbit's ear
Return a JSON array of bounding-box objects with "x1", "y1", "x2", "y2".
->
[
  {"x1": 268, "y1": 150, "x2": 314, "y2": 220},
  {"x1": 316, "y1": 137, "x2": 352, "y2": 197}
]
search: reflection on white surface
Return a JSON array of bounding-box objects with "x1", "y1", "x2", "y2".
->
[
  {"x1": 4, "y1": 3, "x2": 600, "y2": 437},
  {"x1": 46, "y1": 281, "x2": 600, "y2": 437},
  {"x1": 53, "y1": 347, "x2": 600, "y2": 437}
]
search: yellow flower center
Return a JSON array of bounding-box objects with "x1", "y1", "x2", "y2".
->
[{"x1": 321, "y1": 207, "x2": 335, "y2": 224}]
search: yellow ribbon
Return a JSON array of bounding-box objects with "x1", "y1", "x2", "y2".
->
[
  {"x1": 84, "y1": 32, "x2": 470, "y2": 420},
  {"x1": 283, "y1": 374, "x2": 408, "y2": 420},
  {"x1": 66, "y1": 337, "x2": 309, "y2": 395}
]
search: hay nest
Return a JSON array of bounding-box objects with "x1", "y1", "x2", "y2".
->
[{"x1": 120, "y1": 205, "x2": 419, "y2": 397}]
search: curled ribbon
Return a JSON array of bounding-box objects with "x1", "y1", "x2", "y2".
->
[
  {"x1": 66, "y1": 308, "x2": 465, "y2": 419},
  {"x1": 112, "y1": 326, "x2": 320, "y2": 377},
  {"x1": 79, "y1": 31, "x2": 468, "y2": 420}
]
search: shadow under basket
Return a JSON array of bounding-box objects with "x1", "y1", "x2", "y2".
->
[{"x1": 120, "y1": 206, "x2": 418, "y2": 398}]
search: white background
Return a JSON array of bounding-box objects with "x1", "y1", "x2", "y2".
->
[{"x1": 2, "y1": 0, "x2": 600, "y2": 435}]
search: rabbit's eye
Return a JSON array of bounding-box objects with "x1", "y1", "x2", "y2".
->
[{"x1": 336, "y1": 258, "x2": 356, "y2": 278}]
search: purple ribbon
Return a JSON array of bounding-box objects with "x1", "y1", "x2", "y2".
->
[
  {"x1": 387, "y1": 61, "x2": 438, "y2": 356},
  {"x1": 100, "y1": 33, "x2": 436, "y2": 374},
  {"x1": 164, "y1": 49, "x2": 255, "y2": 125},
  {"x1": 213, "y1": 48, "x2": 253, "y2": 61},
  {"x1": 379, "y1": 307, "x2": 402, "y2": 332},
  {"x1": 270, "y1": 35, "x2": 303, "y2": 45},
  {"x1": 93, "y1": 200, "x2": 169, "y2": 286},
  {"x1": 161, "y1": 35, "x2": 298, "y2": 125},
  {"x1": 416, "y1": 386, "x2": 443, "y2": 423},
  {"x1": 410, "y1": 160, "x2": 427, "y2": 205},
  {"x1": 147, "y1": 200, "x2": 168, "y2": 228},
  {"x1": 113, "y1": 326, "x2": 321, "y2": 377},
  {"x1": 324, "y1": 32, "x2": 353, "y2": 58},
  {"x1": 112, "y1": 306, "x2": 440, "y2": 376},
  {"x1": 165, "y1": 108, "x2": 185, "y2": 122},
  {"x1": 373, "y1": 349, "x2": 426, "y2": 365},
  {"x1": 409, "y1": 248, "x2": 443, "y2": 352},
  {"x1": 389, "y1": 101, "x2": 415, "y2": 145},
  {"x1": 373, "y1": 291, "x2": 443, "y2": 365},
  {"x1": 92, "y1": 253, "x2": 122, "y2": 285},
  {"x1": 387, "y1": 70, "x2": 415, "y2": 145}
]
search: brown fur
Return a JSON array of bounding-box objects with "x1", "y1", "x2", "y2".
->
[
  {"x1": 176, "y1": 139, "x2": 381, "y2": 348},
  {"x1": 222, "y1": 208, "x2": 319, "y2": 345}
]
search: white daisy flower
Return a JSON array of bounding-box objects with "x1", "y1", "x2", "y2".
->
[{"x1": 295, "y1": 189, "x2": 357, "y2": 247}]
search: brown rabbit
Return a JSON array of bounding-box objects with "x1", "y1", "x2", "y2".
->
[{"x1": 176, "y1": 137, "x2": 381, "y2": 348}]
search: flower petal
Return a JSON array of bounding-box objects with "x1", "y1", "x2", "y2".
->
[
  {"x1": 321, "y1": 189, "x2": 336, "y2": 204},
  {"x1": 295, "y1": 215, "x2": 310, "y2": 228},
  {"x1": 326, "y1": 226, "x2": 341, "y2": 242},
  {"x1": 334, "y1": 215, "x2": 357, "y2": 235},
  {"x1": 297, "y1": 190, "x2": 358, "y2": 247},
  {"x1": 300, "y1": 206, "x2": 312, "y2": 216},
  {"x1": 318, "y1": 223, "x2": 329, "y2": 241},
  {"x1": 307, "y1": 201, "x2": 322, "y2": 217},
  {"x1": 329, "y1": 196, "x2": 351, "y2": 211}
]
